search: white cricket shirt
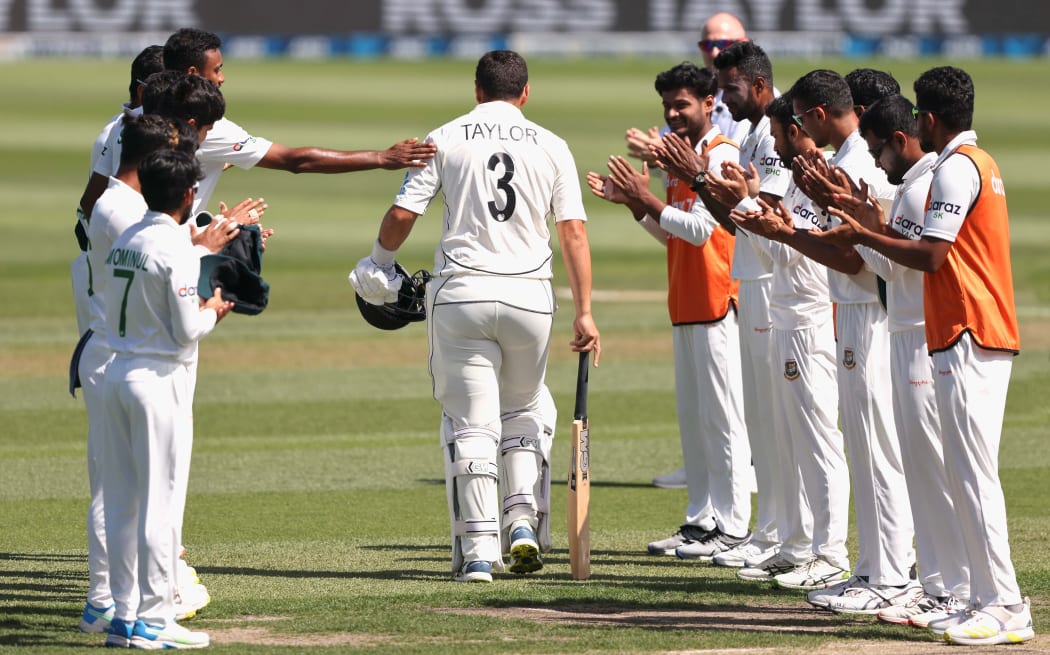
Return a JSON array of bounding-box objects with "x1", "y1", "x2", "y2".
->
[
  {"x1": 87, "y1": 177, "x2": 148, "y2": 337},
  {"x1": 193, "y1": 117, "x2": 273, "y2": 212},
  {"x1": 856, "y1": 153, "x2": 936, "y2": 332},
  {"x1": 760, "y1": 180, "x2": 833, "y2": 330},
  {"x1": 734, "y1": 114, "x2": 790, "y2": 280},
  {"x1": 395, "y1": 101, "x2": 586, "y2": 280},
  {"x1": 105, "y1": 210, "x2": 217, "y2": 363},
  {"x1": 825, "y1": 130, "x2": 894, "y2": 304}
]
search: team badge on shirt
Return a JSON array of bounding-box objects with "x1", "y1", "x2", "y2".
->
[
  {"x1": 784, "y1": 359, "x2": 799, "y2": 381},
  {"x1": 843, "y1": 348, "x2": 856, "y2": 370}
]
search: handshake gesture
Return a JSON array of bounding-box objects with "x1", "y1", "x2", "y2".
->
[{"x1": 349, "y1": 255, "x2": 402, "y2": 306}]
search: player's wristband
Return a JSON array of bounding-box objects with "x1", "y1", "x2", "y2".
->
[{"x1": 370, "y1": 239, "x2": 397, "y2": 266}]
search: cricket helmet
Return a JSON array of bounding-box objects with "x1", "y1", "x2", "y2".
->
[{"x1": 354, "y1": 263, "x2": 431, "y2": 330}]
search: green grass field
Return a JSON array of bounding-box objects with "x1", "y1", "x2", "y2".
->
[{"x1": 0, "y1": 55, "x2": 1047, "y2": 653}]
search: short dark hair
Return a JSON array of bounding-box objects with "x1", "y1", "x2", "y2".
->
[
  {"x1": 712, "y1": 41, "x2": 773, "y2": 87},
  {"x1": 129, "y1": 45, "x2": 164, "y2": 104},
  {"x1": 789, "y1": 69, "x2": 854, "y2": 116},
  {"x1": 859, "y1": 94, "x2": 918, "y2": 140},
  {"x1": 764, "y1": 92, "x2": 795, "y2": 129},
  {"x1": 845, "y1": 68, "x2": 900, "y2": 110},
  {"x1": 142, "y1": 70, "x2": 185, "y2": 115},
  {"x1": 138, "y1": 150, "x2": 202, "y2": 214},
  {"x1": 475, "y1": 50, "x2": 528, "y2": 101},
  {"x1": 164, "y1": 27, "x2": 222, "y2": 73},
  {"x1": 913, "y1": 66, "x2": 974, "y2": 132},
  {"x1": 654, "y1": 61, "x2": 718, "y2": 100},
  {"x1": 118, "y1": 115, "x2": 199, "y2": 168},
  {"x1": 153, "y1": 75, "x2": 226, "y2": 127}
]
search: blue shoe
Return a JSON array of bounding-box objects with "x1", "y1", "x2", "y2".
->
[
  {"x1": 103, "y1": 617, "x2": 134, "y2": 648},
  {"x1": 508, "y1": 522, "x2": 543, "y2": 574},
  {"x1": 131, "y1": 620, "x2": 210, "y2": 649},
  {"x1": 80, "y1": 601, "x2": 115, "y2": 633},
  {"x1": 454, "y1": 561, "x2": 493, "y2": 583}
]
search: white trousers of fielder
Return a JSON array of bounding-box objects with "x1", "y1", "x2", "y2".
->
[
  {"x1": 772, "y1": 320, "x2": 844, "y2": 566},
  {"x1": 836, "y1": 302, "x2": 913, "y2": 584},
  {"x1": 673, "y1": 313, "x2": 750, "y2": 536},
  {"x1": 737, "y1": 278, "x2": 779, "y2": 549},
  {"x1": 934, "y1": 331, "x2": 1021, "y2": 608},
  {"x1": 102, "y1": 355, "x2": 190, "y2": 627},
  {"x1": 891, "y1": 327, "x2": 970, "y2": 599}
]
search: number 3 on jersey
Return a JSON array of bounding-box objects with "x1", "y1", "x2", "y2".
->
[{"x1": 486, "y1": 152, "x2": 516, "y2": 222}]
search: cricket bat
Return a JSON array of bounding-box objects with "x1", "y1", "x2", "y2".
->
[{"x1": 566, "y1": 350, "x2": 591, "y2": 580}]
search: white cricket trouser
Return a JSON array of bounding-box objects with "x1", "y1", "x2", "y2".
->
[
  {"x1": 933, "y1": 332, "x2": 1021, "y2": 608},
  {"x1": 737, "y1": 278, "x2": 778, "y2": 549},
  {"x1": 673, "y1": 315, "x2": 750, "y2": 536},
  {"x1": 428, "y1": 276, "x2": 554, "y2": 566},
  {"x1": 102, "y1": 355, "x2": 190, "y2": 627},
  {"x1": 78, "y1": 333, "x2": 114, "y2": 608},
  {"x1": 772, "y1": 321, "x2": 847, "y2": 566},
  {"x1": 172, "y1": 357, "x2": 198, "y2": 565},
  {"x1": 891, "y1": 327, "x2": 970, "y2": 599},
  {"x1": 836, "y1": 302, "x2": 914, "y2": 584}
]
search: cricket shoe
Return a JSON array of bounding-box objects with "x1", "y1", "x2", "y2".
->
[
  {"x1": 737, "y1": 553, "x2": 799, "y2": 582},
  {"x1": 806, "y1": 576, "x2": 865, "y2": 609},
  {"x1": 508, "y1": 522, "x2": 543, "y2": 574},
  {"x1": 675, "y1": 529, "x2": 751, "y2": 562},
  {"x1": 647, "y1": 524, "x2": 712, "y2": 556},
  {"x1": 916, "y1": 595, "x2": 969, "y2": 633},
  {"x1": 877, "y1": 590, "x2": 946, "y2": 625},
  {"x1": 79, "y1": 601, "x2": 115, "y2": 633},
  {"x1": 173, "y1": 582, "x2": 210, "y2": 621},
  {"x1": 651, "y1": 466, "x2": 687, "y2": 489},
  {"x1": 944, "y1": 598, "x2": 1035, "y2": 646},
  {"x1": 177, "y1": 557, "x2": 200, "y2": 587},
  {"x1": 828, "y1": 581, "x2": 922, "y2": 615},
  {"x1": 131, "y1": 619, "x2": 210, "y2": 649},
  {"x1": 774, "y1": 556, "x2": 849, "y2": 590},
  {"x1": 711, "y1": 541, "x2": 777, "y2": 568},
  {"x1": 105, "y1": 617, "x2": 135, "y2": 648},
  {"x1": 454, "y1": 561, "x2": 493, "y2": 583}
]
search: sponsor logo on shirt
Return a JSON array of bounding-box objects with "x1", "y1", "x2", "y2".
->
[
  {"x1": 793, "y1": 204, "x2": 822, "y2": 230},
  {"x1": 232, "y1": 136, "x2": 256, "y2": 152},
  {"x1": 892, "y1": 215, "x2": 923, "y2": 239},
  {"x1": 928, "y1": 200, "x2": 962, "y2": 216},
  {"x1": 177, "y1": 285, "x2": 198, "y2": 297}
]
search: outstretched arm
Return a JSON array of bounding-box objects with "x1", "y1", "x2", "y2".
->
[
  {"x1": 556, "y1": 219, "x2": 601, "y2": 365},
  {"x1": 257, "y1": 138, "x2": 437, "y2": 173}
]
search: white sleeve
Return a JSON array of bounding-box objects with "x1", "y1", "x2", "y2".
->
[
  {"x1": 90, "y1": 119, "x2": 120, "y2": 178},
  {"x1": 167, "y1": 248, "x2": 217, "y2": 346},
  {"x1": 394, "y1": 133, "x2": 441, "y2": 215},
  {"x1": 197, "y1": 118, "x2": 273, "y2": 171},
  {"x1": 658, "y1": 202, "x2": 716, "y2": 246},
  {"x1": 550, "y1": 139, "x2": 586, "y2": 222},
  {"x1": 922, "y1": 155, "x2": 980, "y2": 243},
  {"x1": 855, "y1": 244, "x2": 898, "y2": 281}
]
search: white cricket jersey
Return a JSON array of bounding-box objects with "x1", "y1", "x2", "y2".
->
[
  {"x1": 825, "y1": 130, "x2": 895, "y2": 304},
  {"x1": 658, "y1": 125, "x2": 738, "y2": 246},
  {"x1": 760, "y1": 181, "x2": 833, "y2": 330},
  {"x1": 856, "y1": 153, "x2": 936, "y2": 333},
  {"x1": 87, "y1": 177, "x2": 148, "y2": 337},
  {"x1": 395, "y1": 101, "x2": 586, "y2": 280},
  {"x1": 105, "y1": 210, "x2": 217, "y2": 363},
  {"x1": 922, "y1": 131, "x2": 981, "y2": 244},
  {"x1": 193, "y1": 117, "x2": 273, "y2": 213},
  {"x1": 91, "y1": 105, "x2": 143, "y2": 178},
  {"x1": 733, "y1": 115, "x2": 790, "y2": 280}
]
